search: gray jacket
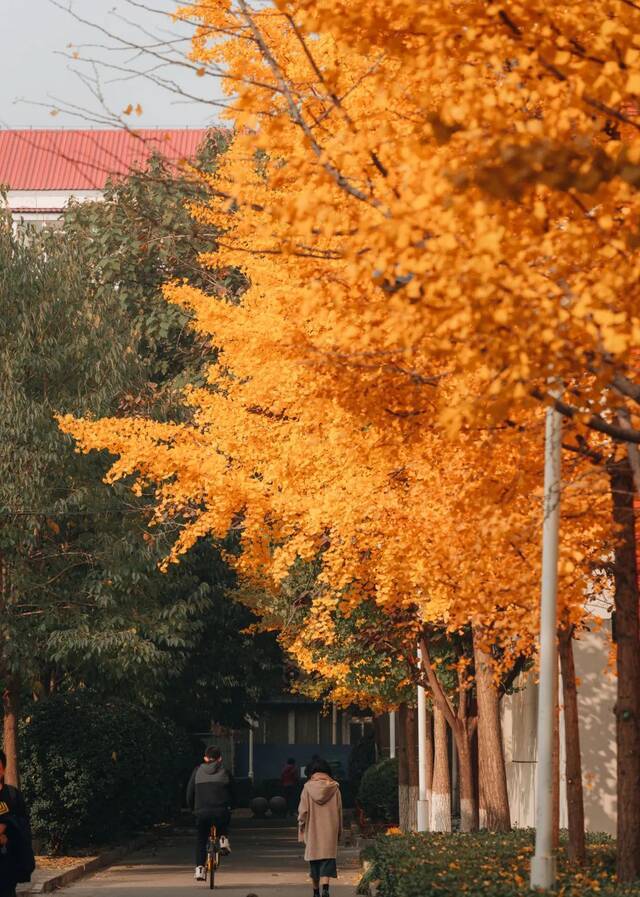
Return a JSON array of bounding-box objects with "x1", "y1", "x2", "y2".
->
[{"x1": 186, "y1": 761, "x2": 236, "y2": 816}]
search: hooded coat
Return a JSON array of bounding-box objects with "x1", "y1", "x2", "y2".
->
[
  {"x1": 186, "y1": 760, "x2": 236, "y2": 817},
  {"x1": 297, "y1": 773, "x2": 343, "y2": 861}
]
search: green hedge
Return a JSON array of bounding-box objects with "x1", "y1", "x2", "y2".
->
[
  {"x1": 357, "y1": 758, "x2": 398, "y2": 824},
  {"x1": 359, "y1": 830, "x2": 638, "y2": 897},
  {"x1": 20, "y1": 693, "x2": 194, "y2": 852}
]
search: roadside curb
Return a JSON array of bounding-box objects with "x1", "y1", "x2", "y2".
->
[{"x1": 18, "y1": 830, "x2": 160, "y2": 894}]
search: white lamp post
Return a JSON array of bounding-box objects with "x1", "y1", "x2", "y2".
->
[
  {"x1": 530, "y1": 401, "x2": 562, "y2": 890},
  {"x1": 389, "y1": 710, "x2": 396, "y2": 759},
  {"x1": 248, "y1": 725, "x2": 254, "y2": 781},
  {"x1": 417, "y1": 647, "x2": 430, "y2": 832},
  {"x1": 245, "y1": 714, "x2": 259, "y2": 781}
]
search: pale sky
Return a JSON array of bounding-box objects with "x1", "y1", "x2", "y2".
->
[{"x1": 0, "y1": 0, "x2": 226, "y2": 129}]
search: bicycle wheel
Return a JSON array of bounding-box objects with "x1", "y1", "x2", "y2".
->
[{"x1": 206, "y1": 825, "x2": 217, "y2": 889}]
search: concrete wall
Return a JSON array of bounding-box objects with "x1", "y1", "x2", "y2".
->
[
  {"x1": 503, "y1": 620, "x2": 617, "y2": 834},
  {"x1": 234, "y1": 742, "x2": 351, "y2": 781}
]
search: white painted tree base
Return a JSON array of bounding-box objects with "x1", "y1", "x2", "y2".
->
[
  {"x1": 399, "y1": 784, "x2": 410, "y2": 832},
  {"x1": 430, "y1": 792, "x2": 452, "y2": 832},
  {"x1": 408, "y1": 785, "x2": 419, "y2": 832},
  {"x1": 460, "y1": 798, "x2": 475, "y2": 833}
]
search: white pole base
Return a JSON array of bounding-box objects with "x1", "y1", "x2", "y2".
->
[
  {"x1": 530, "y1": 855, "x2": 557, "y2": 890},
  {"x1": 417, "y1": 799, "x2": 430, "y2": 832}
]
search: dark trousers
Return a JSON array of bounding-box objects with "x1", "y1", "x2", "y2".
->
[
  {"x1": 195, "y1": 809, "x2": 230, "y2": 866},
  {"x1": 283, "y1": 785, "x2": 297, "y2": 816}
]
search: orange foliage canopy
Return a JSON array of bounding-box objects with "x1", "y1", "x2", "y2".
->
[{"x1": 61, "y1": 0, "x2": 638, "y2": 696}]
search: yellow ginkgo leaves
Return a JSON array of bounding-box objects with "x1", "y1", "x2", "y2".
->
[{"x1": 62, "y1": 0, "x2": 638, "y2": 704}]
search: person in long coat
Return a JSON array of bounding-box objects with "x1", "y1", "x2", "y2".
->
[{"x1": 298, "y1": 758, "x2": 343, "y2": 897}]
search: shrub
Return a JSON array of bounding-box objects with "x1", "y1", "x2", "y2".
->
[
  {"x1": 20, "y1": 693, "x2": 191, "y2": 852},
  {"x1": 357, "y1": 758, "x2": 398, "y2": 824},
  {"x1": 359, "y1": 830, "x2": 636, "y2": 897}
]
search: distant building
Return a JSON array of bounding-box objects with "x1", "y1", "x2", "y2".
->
[
  {"x1": 197, "y1": 696, "x2": 375, "y2": 784},
  {"x1": 503, "y1": 606, "x2": 616, "y2": 835},
  {"x1": 0, "y1": 128, "x2": 208, "y2": 227}
]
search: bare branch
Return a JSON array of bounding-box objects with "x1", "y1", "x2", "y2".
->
[
  {"x1": 236, "y1": 0, "x2": 388, "y2": 215},
  {"x1": 283, "y1": 13, "x2": 390, "y2": 180}
]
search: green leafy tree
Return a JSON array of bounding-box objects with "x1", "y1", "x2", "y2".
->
[
  {"x1": 62, "y1": 131, "x2": 244, "y2": 410},
  {"x1": 0, "y1": 214, "x2": 146, "y2": 782},
  {"x1": 1, "y1": 140, "x2": 281, "y2": 785},
  {"x1": 57, "y1": 135, "x2": 281, "y2": 726},
  {"x1": 155, "y1": 542, "x2": 283, "y2": 732}
]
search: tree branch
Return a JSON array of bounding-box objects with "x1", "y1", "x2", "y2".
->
[
  {"x1": 617, "y1": 408, "x2": 640, "y2": 493},
  {"x1": 236, "y1": 0, "x2": 388, "y2": 215},
  {"x1": 497, "y1": 7, "x2": 640, "y2": 132},
  {"x1": 419, "y1": 634, "x2": 456, "y2": 729},
  {"x1": 612, "y1": 372, "x2": 640, "y2": 405},
  {"x1": 531, "y1": 388, "x2": 640, "y2": 444}
]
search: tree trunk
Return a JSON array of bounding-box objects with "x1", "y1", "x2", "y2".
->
[
  {"x1": 425, "y1": 707, "x2": 434, "y2": 814},
  {"x1": 473, "y1": 630, "x2": 511, "y2": 831},
  {"x1": 419, "y1": 634, "x2": 478, "y2": 832},
  {"x1": 552, "y1": 678, "x2": 560, "y2": 850},
  {"x1": 471, "y1": 726, "x2": 480, "y2": 828},
  {"x1": 405, "y1": 704, "x2": 419, "y2": 832},
  {"x1": 2, "y1": 677, "x2": 20, "y2": 787},
  {"x1": 609, "y1": 457, "x2": 640, "y2": 882},
  {"x1": 457, "y1": 727, "x2": 476, "y2": 832},
  {"x1": 559, "y1": 625, "x2": 586, "y2": 865},
  {"x1": 398, "y1": 702, "x2": 410, "y2": 832},
  {"x1": 430, "y1": 704, "x2": 452, "y2": 832},
  {"x1": 451, "y1": 733, "x2": 459, "y2": 822}
]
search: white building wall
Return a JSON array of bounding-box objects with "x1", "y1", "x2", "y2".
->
[
  {"x1": 6, "y1": 189, "x2": 103, "y2": 224},
  {"x1": 503, "y1": 620, "x2": 617, "y2": 835}
]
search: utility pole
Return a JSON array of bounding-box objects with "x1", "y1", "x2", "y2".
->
[
  {"x1": 530, "y1": 401, "x2": 562, "y2": 890},
  {"x1": 248, "y1": 726, "x2": 254, "y2": 781},
  {"x1": 417, "y1": 647, "x2": 430, "y2": 831},
  {"x1": 245, "y1": 714, "x2": 260, "y2": 781},
  {"x1": 389, "y1": 710, "x2": 396, "y2": 759}
]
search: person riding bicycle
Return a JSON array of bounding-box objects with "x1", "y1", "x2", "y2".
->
[{"x1": 187, "y1": 746, "x2": 235, "y2": 882}]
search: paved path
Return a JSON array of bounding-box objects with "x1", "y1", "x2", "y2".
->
[{"x1": 56, "y1": 819, "x2": 360, "y2": 897}]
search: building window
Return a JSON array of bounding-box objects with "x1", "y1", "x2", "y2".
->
[
  {"x1": 262, "y1": 708, "x2": 289, "y2": 744},
  {"x1": 295, "y1": 708, "x2": 320, "y2": 744}
]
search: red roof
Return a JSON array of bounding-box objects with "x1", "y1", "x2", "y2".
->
[{"x1": 0, "y1": 128, "x2": 210, "y2": 191}]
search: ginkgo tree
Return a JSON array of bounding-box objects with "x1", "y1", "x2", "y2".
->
[
  {"x1": 62, "y1": 0, "x2": 640, "y2": 878},
  {"x1": 62, "y1": 373, "x2": 607, "y2": 835}
]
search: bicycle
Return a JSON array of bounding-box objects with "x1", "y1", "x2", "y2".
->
[{"x1": 204, "y1": 823, "x2": 221, "y2": 889}]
